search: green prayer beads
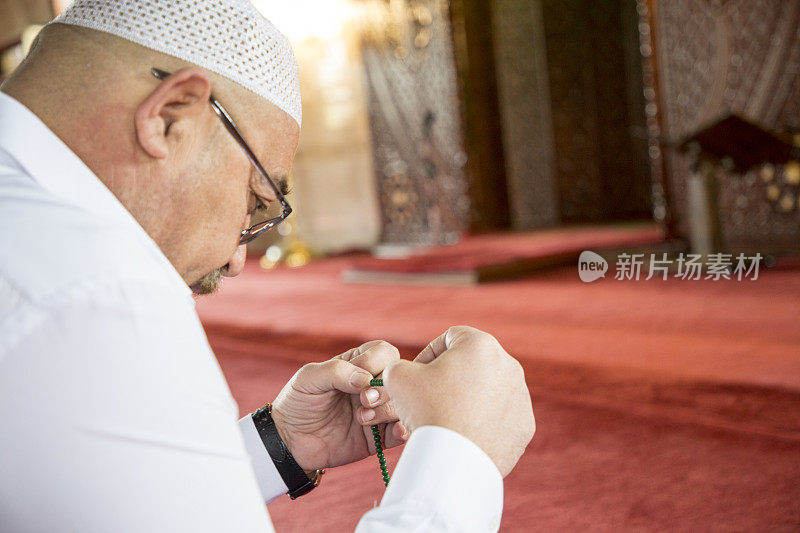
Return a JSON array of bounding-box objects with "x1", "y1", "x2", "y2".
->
[{"x1": 369, "y1": 378, "x2": 390, "y2": 486}]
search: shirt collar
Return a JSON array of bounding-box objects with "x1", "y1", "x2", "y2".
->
[{"x1": 0, "y1": 91, "x2": 191, "y2": 298}]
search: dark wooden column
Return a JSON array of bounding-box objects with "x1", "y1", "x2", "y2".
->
[{"x1": 449, "y1": 0, "x2": 511, "y2": 232}]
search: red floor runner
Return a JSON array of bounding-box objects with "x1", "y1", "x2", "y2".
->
[{"x1": 344, "y1": 224, "x2": 663, "y2": 274}]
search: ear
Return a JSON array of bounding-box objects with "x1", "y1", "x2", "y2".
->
[{"x1": 134, "y1": 67, "x2": 213, "y2": 159}]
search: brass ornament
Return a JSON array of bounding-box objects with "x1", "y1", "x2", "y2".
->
[{"x1": 784, "y1": 161, "x2": 800, "y2": 186}]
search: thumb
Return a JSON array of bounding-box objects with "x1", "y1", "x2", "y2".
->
[
  {"x1": 294, "y1": 359, "x2": 372, "y2": 395},
  {"x1": 414, "y1": 325, "x2": 477, "y2": 363}
]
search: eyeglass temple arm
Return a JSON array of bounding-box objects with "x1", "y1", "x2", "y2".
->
[{"x1": 150, "y1": 67, "x2": 291, "y2": 214}]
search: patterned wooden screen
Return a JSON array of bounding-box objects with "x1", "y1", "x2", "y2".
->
[
  {"x1": 360, "y1": 0, "x2": 470, "y2": 246},
  {"x1": 642, "y1": 0, "x2": 800, "y2": 252}
]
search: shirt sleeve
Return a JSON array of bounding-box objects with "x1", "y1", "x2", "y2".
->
[
  {"x1": 355, "y1": 426, "x2": 504, "y2": 533},
  {"x1": 0, "y1": 281, "x2": 275, "y2": 533},
  {"x1": 238, "y1": 415, "x2": 289, "y2": 503}
]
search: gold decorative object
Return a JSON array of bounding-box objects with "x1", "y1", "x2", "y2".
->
[
  {"x1": 256, "y1": 179, "x2": 314, "y2": 269},
  {"x1": 784, "y1": 161, "x2": 800, "y2": 185},
  {"x1": 410, "y1": 3, "x2": 432, "y2": 26},
  {"x1": 759, "y1": 163, "x2": 775, "y2": 182},
  {"x1": 360, "y1": 0, "x2": 434, "y2": 56},
  {"x1": 779, "y1": 193, "x2": 795, "y2": 212},
  {"x1": 761, "y1": 161, "x2": 799, "y2": 212},
  {"x1": 766, "y1": 183, "x2": 780, "y2": 201},
  {"x1": 414, "y1": 27, "x2": 432, "y2": 49},
  {"x1": 284, "y1": 241, "x2": 312, "y2": 268}
]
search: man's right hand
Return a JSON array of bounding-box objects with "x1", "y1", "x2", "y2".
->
[{"x1": 383, "y1": 326, "x2": 535, "y2": 477}]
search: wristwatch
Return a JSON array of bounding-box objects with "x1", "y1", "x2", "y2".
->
[{"x1": 251, "y1": 404, "x2": 324, "y2": 499}]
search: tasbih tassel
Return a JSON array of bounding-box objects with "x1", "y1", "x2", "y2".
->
[{"x1": 369, "y1": 378, "x2": 390, "y2": 486}]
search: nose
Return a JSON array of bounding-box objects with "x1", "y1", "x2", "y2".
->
[{"x1": 223, "y1": 244, "x2": 248, "y2": 277}]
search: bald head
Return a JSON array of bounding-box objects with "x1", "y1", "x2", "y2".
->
[
  {"x1": 1, "y1": 22, "x2": 300, "y2": 293},
  {"x1": 8, "y1": 23, "x2": 264, "y2": 120}
]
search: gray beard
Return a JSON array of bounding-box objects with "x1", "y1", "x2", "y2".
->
[{"x1": 191, "y1": 268, "x2": 223, "y2": 295}]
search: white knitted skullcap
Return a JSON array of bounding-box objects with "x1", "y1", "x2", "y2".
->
[{"x1": 53, "y1": 0, "x2": 302, "y2": 126}]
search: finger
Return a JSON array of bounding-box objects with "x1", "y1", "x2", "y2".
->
[
  {"x1": 294, "y1": 359, "x2": 372, "y2": 395},
  {"x1": 414, "y1": 332, "x2": 447, "y2": 364},
  {"x1": 381, "y1": 421, "x2": 409, "y2": 449},
  {"x1": 362, "y1": 421, "x2": 407, "y2": 452},
  {"x1": 391, "y1": 421, "x2": 409, "y2": 441},
  {"x1": 349, "y1": 340, "x2": 400, "y2": 376},
  {"x1": 357, "y1": 401, "x2": 398, "y2": 426},
  {"x1": 335, "y1": 339, "x2": 386, "y2": 362},
  {"x1": 360, "y1": 386, "x2": 390, "y2": 408},
  {"x1": 414, "y1": 325, "x2": 480, "y2": 363}
]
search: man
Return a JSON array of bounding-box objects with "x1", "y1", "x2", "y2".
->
[{"x1": 0, "y1": 1, "x2": 534, "y2": 531}]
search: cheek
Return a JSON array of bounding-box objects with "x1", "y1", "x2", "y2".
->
[{"x1": 203, "y1": 154, "x2": 250, "y2": 229}]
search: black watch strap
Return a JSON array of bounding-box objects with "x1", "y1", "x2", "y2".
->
[{"x1": 251, "y1": 404, "x2": 321, "y2": 499}]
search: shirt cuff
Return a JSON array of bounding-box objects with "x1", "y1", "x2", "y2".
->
[
  {"x1": 238, "y1": 415, "x2": 288, "y2": 504},
  {"x1": 380, "y1": 425, "x2": 504, "y2": 531}
]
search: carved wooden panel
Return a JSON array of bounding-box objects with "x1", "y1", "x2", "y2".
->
[
  {"x1": 545, "y1": 0, "x2": 652, "y2": 224},
  {"x1": 492, "y1": 0, "x2": 652, "y2": 227},
  {"x1": 360, "y1": 0, "x2": 469, "y2": 245},
  {"x1": 649, "y1": 0, "x2": 800, "y2": 252},
  {"x1": 490, "y1": 0, "x2": 559, "y2": 229}
]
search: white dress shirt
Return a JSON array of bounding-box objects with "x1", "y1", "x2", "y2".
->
[{"x1": 0, "y1": 91, "x2": 503, "y2": 532}]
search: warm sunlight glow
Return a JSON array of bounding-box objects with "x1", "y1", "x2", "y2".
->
[{"x1": 251, "y1": 0, "x2": 358, "y2": 43}]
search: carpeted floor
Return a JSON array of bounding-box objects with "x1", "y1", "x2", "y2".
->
[{"x1": 197, "y1": 250, "x2": 800, "y2": 532}]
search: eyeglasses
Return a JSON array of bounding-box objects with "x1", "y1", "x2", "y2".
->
[{"x1": 151, "y1": 68, "x2": 292, "y2": 245}]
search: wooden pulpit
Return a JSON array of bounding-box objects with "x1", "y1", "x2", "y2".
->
[{"x1": 677, "y1": 114, "x2": 798, "y2": 255}]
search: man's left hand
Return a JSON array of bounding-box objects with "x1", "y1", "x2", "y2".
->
[{"x1": 270, "y1": 340, "x2": 408, "y2": 473}]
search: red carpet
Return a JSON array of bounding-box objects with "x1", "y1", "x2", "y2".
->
[{"x1": 198, "y1": 252, "x2": 800, "y2": 531}]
